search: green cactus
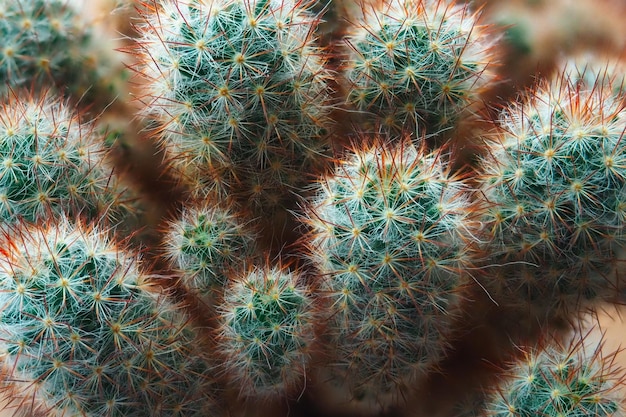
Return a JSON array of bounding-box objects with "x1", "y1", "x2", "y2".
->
[
  {"x1": 0, "y1": 0, "x2": 128, "y2": 109},
  {"x1": 482, "y1": 337, "x2": 624, "y2": 417},
  {"x1": 301, "y1": 138, "x2": 473, "y2": 410},
  {"x1": 133, "y1": 0, "x2": 333, "y2": 213},
  {"x1": 0, "y1": 218, "x2": 216, "y2": 417},
  {"x1": 0, "y1": 91, "x2": 133, "y2": 225},
  {"x1": 216, "y1": 262, "x2": 317, "y2": 399},
  {"x1": 162, "y1": 201, "x2": 258, "y2": 296},
  {"x1": 478, "y1": 73, "x2": 626, "y2": 320},
  {"x1": 342, "y1": 0, "x2": 496, "y2": 134}
]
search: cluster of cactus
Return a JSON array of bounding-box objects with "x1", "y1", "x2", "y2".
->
[{"x1": 0, "y1": 0, "x2": 624, "y2": 416}]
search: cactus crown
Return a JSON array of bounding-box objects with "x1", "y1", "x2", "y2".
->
[
  {"x1": 344, "y1": 0, "x2": 495, "y2": 133},
  {"x1": 0, "y1": 0, "x2": 125, "y2": 105}
]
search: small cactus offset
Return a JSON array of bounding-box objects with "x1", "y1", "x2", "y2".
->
[
  {"x1": 215, "y1": 262, "x2": 318, "y2": 400},
  {"x1": 479, "y1": 335, "x2": 625, "y2": 417},
  {"x1": 162, "y1": 200, "x2": 258, "y2": 296},
  {"x1": 342, "y1": 0, "x2": 496, "y2": 134},
  {"x1": 301, "y1": 137, "x2": 474, "y2": 411},
  {"x1": 132, "y1": 0, "x2": 333, "y2": 212},
  {"x1": 477, "y1": 73, "x2": 626, "y2": 320},
  {"x1": 0, "y1": 90, "x2": 133, "y2": 226},
  {"x1": 0, "y1": 218, "x2": 216, "y2": 417}
]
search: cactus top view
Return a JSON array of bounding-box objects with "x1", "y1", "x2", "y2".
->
[{"x1": 0, "y1": 0, "x2": 624, "y2": 417}]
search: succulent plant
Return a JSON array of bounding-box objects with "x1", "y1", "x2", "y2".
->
[
  {"x1": 132, "y1": 0, "x2": 333, "y2": 212},
  {"x1": 216, "y1": 262, "x2": 317, "y2": 399},
  {"x1": 0, "y1": 90, "x2": 133, "y2": 226},
  {"x1": 0, "y1": 0, "x2": 128, "y2": 110},
  {"x1": 0, "y1": 218, "x2": 216, "y2": 416},
  {"x1": 342, "y1": 0, "x2": 496, "y2": 135},
  {"x1": 162, "y1": 200, "x2": 258, "y2": 296},
  {"x1": 482, "y1": 336, "x2": 624, "y2": 417},
  {"x1": 301, "y1": 137, "x2": 473, "y2": 410},
  {"x1": 477, "y1": 73, "x2": 626, "y2": 320}
]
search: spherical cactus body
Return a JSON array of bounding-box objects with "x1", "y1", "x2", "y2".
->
[
  {"x1": 0, "y1": 0, "x2": 128, "y2": 109},
  {"x1": 216, "y1": 262, "x2": 318, "y2": 400},
  {"x1": 0, "y1": 218, "x2": 216, "y2": 417},
  {"x1": 301, "y1": 138, "x2": 473, "y2": 411},
  {"x1": 478, "y1": 74, "x2": 626, "y2": 321},
  {"x1": 0, "y1": 91, "x2": 133, "y2": 225},
  {"x1": 134, "y1": 0, "x2": 333, "y2": 213},
  {"x1": 482, "y1": 338, "x2": 624, "y2": 417},
  {"x1": 342, "y1": 0, "x2": 496, "y2": 134},
  {"x1": 163, "y1": 201, "x2": 258, "y2": 297}
]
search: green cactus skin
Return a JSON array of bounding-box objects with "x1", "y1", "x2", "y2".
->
[
  {"x1": 482, "y1": 338, "x2": 624, "y2": 417},
  {"x1": 343, "y1": 0, "x2": 496, "y2": 135},
  {"x1": 134, "y1": 0, "x2": 333, "y2": 212},
  {"x1": 163, "y1": 201, "x2": 258, "y2": 296},
  {"x1": 0, "y1": 0, "x2": 128, "y2": 110},
  {"x1": 478, "y1": 74, "x2": 626, "y2": 320},
  {"x1": 216, "y1": 263, "x2": 317, "y2": 399},
  {"x1": 0, "y1": 91, "x2": 134, "y2": 226},
  {"x1": 301, "y1": 138, "x2": 473, "y2": 410},
  {"x1": 0, "y1": 218, "x2": 216, "y2": 417}
]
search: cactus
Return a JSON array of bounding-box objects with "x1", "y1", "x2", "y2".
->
[
  {"x1": 132, "y1": 0, "x2": 333, "y2": 213},
  {"x1": 477, "y1": 73, "x2": 626, "y2": 320},
  {"x1": 480, "y1": 335, "x2": 624, "y2": 417},
  {"x1": 0, "y1": 218, "x2": 216, "y2": 417},
  {"x1": 0, "y1": 0, "x2": 128, "y2": 110},
  {"x1": 301, "y1": 137, "x2": 473, "y2": 410},
  {"x1": 162, "y1": 200, "x2": 258, "y2": 297},
  {"x1": 0, "y1": 90, "x2": 133, "y2": 226},
  {"x1": 342, "y1": 0, "x2": 496, "y2": 134},
  {"x1": 215, "y1": 262, "x2": 318, "y2": 399}
]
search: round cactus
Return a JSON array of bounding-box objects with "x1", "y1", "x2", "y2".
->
[
  {"x1": 215, "y1": 262, "x2": 317, "y2": 399},
  {"x1": 482, "y1": 337, "x2": 624, "y2": 417},
  {"x1": 0, "y1": 91, "x2": 134, "y2": 226},
  {"x1": 301, "y1": 137, "x2": 473, "y2": 409},
  {"x1": 477, "y1": 73, "x2": 626, "y2": 320},
  {"x1": 133, "y1": 0, "x2": 333, "y2": 211},
  {"x1": 163, "y1": 201, "x2": 258, "y2": 296},
  {"x1": 0, "y1": 218, "x2": 216, "y2": 417},
  {"x1": 342, "y1": 0, "x2": 496, "y2": 134},
  {"x1": 0, "y1": 0, "x2": 128, "y2": 109}
]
